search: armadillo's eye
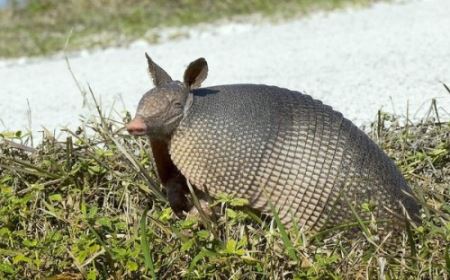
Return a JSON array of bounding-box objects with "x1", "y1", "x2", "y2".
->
[{"x1": 173, "y1": 101, "x2": 182, "y2": 108}]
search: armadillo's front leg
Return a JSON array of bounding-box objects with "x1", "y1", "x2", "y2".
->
[
  {"x1": 166, "y1": 177, "x2": 212, "y2": 220},
  {"x1": 149, "y1": 139, "x2": 193, "y2": 216},
  {"x1": 166, "y1": 175, "x2": 191, "y2": 217}
]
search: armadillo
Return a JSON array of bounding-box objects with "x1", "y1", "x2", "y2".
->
[{"x1": 126, "y1": 54, "x2": 420, "y2": 232}]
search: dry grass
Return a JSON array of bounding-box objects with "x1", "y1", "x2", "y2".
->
[{"x1": 0, "y1": 83, "x2": 449, "y2": 279}]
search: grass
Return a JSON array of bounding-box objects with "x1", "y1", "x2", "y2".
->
[
  {"x1": 0, "y1": 0, "x2": 384, "y2": 58},
  {"x1": 0, "y1": 80, "x2": 449, "y2": 279}
]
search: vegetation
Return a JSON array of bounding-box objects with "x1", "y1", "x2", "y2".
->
[
  {"x1": 0, "y1": 0, "x2": 383, "y2": 58},
  {"x1": 0, "y1": 81, "x2": 449, "y2": 279}
]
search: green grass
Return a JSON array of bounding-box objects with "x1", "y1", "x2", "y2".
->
[
  {"x1": 0, "y1": 0, "x2": 383, "y2": 58},
  {"x1": 0, "y1": 83, "x2": 449, "y2": 279}
]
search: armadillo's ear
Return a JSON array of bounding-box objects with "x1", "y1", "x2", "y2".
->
[
  {"x1": 183, "y1": 58, "x2": 208, "y2": 89},
  {"x1": 145, "y1": 53, "x2": 172, "y2": 87}
]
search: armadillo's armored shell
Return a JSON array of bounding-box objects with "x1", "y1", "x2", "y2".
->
[{"x1": 169, "y1": 84, "x2": 419, "y2": 231}]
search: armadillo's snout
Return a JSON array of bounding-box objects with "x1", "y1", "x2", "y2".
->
[{"x1": 126, "y1": 117, "x2": 148, "y2": 136}]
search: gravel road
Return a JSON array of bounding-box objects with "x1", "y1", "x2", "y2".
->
[{"x1": 1, "y1": 0, "x2": 449, "y2": 140}]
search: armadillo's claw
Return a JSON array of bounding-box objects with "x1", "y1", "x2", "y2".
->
[{"x1": 186, "y1": 199, "x2": 212, "y2": 218}]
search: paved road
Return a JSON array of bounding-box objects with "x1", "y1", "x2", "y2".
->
[{"x1": 1, "y1": 0, "x2": 449, "y2": 139}]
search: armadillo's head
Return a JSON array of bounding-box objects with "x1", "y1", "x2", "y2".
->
[{"x1": 127, "y1": 53, "x2": 208, "y2": 140}]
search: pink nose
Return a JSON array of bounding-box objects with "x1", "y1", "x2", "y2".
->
[{"x1": 126, "y1": 117, "x2": 147, "y2": 136}]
